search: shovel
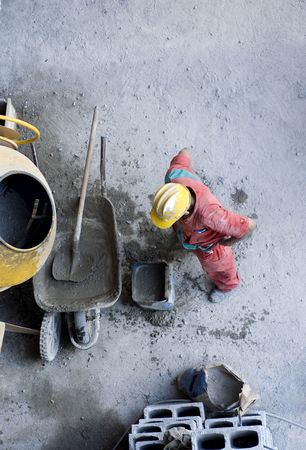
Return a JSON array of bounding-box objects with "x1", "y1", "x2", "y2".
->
[{"x1": 52, "y1": 106, "x2": 98, "y2": 283}]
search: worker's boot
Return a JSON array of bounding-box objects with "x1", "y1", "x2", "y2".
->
[{"x1": 208, "y1": 287, "x2": 236, "y2": 303}]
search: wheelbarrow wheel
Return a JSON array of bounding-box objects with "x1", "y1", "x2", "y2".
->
[{"x1": 40, "y1": 312, "x2": 62, "y2": 362}]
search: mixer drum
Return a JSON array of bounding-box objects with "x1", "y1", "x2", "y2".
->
[{"x1": 0, "y1": 145, "x2": 56, "y2": 289}]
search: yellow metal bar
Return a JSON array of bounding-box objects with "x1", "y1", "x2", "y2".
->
[{"x1": 0, "y1": 115, "x2": 40, "y2": 145}]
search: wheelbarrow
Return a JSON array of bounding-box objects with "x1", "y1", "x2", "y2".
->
[{"x1": 33, "y1": 137, "x2": 121, "y2": 361}]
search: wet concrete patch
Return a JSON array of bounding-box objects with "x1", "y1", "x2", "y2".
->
[
  {"x1": 231, "y1": 188, "x2": 248, "y2": 205},
  {"x1": 106, "y1": 303, "x2": 177, "y2": 329},
  {"x1": 108, "y1": 186, "x2": 141, "y2": 235},
  {"x1": 38, "y1": 394, "x2": 122, "y2": 450},
  {"x1": 145, "y1": 310, "x2": 176, "y2": 327},
  {"x1": 137, "y1": 215, "x2": 178, "y2": 252},
  {"x1": 199, "y1": 310, "x2": 268, "y2": 342}
]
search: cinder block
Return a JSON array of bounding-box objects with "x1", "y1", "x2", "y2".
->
[
  {"x1": 205, "y1": 417, "x2": 238, "y2": 429},
  {"x1": 131, "y1": 421, "x2": 209, "y2": 450},
  {"x1": 205, "y1": 411, "x2": 267, "y2": 430},
  {"x1": 133, "y1": 417, "x2": 202, "y2": 434},
  {"x1": 241, "y1": 411, "x2": 267, "y2": 428},
  {"x1": 129, "y1": 432, "x2": 164, "y2": 450},
  {"x1": 192, "y1": 430, "x2": 227, "y2": 450},
  {"x1": 132, "y1": 423, "x2": 164, "y2": 434},
  {"x1": 138, "y1": 419, "x2": 165, "y2": 424},
  {"x1": 192, "y1": 426, "x2": 273, "y2": 449},
  {"x1": 135, "y1": 440, "x2": 165, "y2": 449},
  {"x1": 144, "y1": 402, "x2": 205, "y2": 421}
]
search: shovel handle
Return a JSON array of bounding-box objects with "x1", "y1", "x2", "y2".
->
[
  {"x1": 100, "y1": 136, "x2": 106, "y2": 194},
  {"x1": 73, "y1": 106, "x2": 99, "y2": 250}
]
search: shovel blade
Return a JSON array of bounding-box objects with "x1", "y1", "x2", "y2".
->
[
  {"x1": 70, "y1": 253, "x2": 93, "y2": 283},
  {"x1": 52, "y1": 244, "x2": 93, "y2": 283},
  {"x1": 52, "y1": 245, "x2": 73, "y2": 281}
]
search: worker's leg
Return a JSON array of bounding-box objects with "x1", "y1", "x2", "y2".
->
[{"x1": 194, "y1": 245, "x2": 240, "y2": 292}]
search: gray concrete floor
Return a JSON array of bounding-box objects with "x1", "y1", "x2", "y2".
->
[{"x1": 1, "y1": 1, "x2": 306, "y2": 449}]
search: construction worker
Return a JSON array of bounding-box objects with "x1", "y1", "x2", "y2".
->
[{"x1": 150, "y1": 148, "x2": 256, "y2": 303}]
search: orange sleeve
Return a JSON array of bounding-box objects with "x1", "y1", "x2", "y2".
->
[
  {"x1": 169, "y1": 152, "x2": 192, "y2": 170},
  {"x1": 201, "y1": 204, "x2": 250, "y2": 238}
]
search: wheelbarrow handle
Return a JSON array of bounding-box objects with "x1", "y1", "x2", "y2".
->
[{"x1": 100, "y1": 136, "x2": 106, "y2": 195}]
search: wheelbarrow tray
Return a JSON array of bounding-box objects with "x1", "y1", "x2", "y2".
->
[{"x1": 33, "y1": 196, "x2": 121, "y2": 312}]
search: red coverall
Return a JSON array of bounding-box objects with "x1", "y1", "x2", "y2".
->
[{"x1": 165, "y1": 153, "x2": 250, "y2": 292}]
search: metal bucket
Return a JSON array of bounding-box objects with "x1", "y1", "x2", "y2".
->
[
  {"x1": 0, "y1": 145, "x2": 56, "y2": 289},
  {"x1": 132, "y1": 261, "x2": 175, "y2": 311}
]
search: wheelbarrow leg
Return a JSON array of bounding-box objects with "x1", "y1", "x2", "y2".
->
[
  {"x1": 67, "y1": 309, "x2": 100, "y2": 350},
  {"x1": 74, "y1": 311, "x2": 91, "y2": 345}
]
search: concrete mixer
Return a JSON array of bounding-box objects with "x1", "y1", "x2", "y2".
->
[{"x1": 0, "y1": 98, "x2": 56, "y2": 290}]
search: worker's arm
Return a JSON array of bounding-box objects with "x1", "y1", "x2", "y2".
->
[
  {"x1": 178, "y1": 148, "x2": 192, "y2": 162},
  {"x1": 201, "y1": 204, "x2": 256, "y2": 244},
  {"x1": 165, "y1": 148, "x2": 194, "y2": 183},
  {"x1": 169, "y1": 148, "x2": 192, "y2": 170},
  {"x1": 220, "y1": 218, "x2": 256, "y2": 246}
]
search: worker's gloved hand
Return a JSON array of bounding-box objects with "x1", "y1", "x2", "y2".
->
[{"x1": 219, "y1": 236, "x2": 234, "y2": 246}]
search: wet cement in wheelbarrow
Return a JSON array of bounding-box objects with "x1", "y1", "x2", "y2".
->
[{"x1": 33, "y1": 198, "x2": 120, "y2": 312}]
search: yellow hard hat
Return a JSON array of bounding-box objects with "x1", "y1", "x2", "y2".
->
[{"x1": 150, "y1": 183, "x2": 191, "y2": 229}]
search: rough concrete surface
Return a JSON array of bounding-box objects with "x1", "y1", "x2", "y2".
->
[{"x1": 0, "y1": 1, "x2": 305, "y2": 449}]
